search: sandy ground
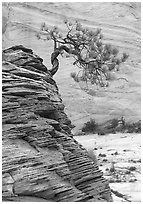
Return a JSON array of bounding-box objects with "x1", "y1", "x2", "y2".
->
[{"x1": 74, "y1": 133, "x2": 141, "y2": 202}]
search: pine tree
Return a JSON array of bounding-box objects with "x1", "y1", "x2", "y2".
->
[{"x1": 37, "y1": 20, "x2": 129, "y2": 87}]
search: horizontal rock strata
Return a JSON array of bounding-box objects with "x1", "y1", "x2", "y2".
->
[{"x1": 2, "y1": 45, "x2": 112, "y2": 202}]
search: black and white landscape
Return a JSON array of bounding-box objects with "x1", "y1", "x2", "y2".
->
[{"x1": 2, "y1": 2, "x2": 141, "y2": 202}]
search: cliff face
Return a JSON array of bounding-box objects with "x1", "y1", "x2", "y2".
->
[{"x1": 2, "y1": 45, "x2": 112, "y2": 202}]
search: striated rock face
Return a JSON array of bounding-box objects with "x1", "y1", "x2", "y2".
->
[{"x1": 2, "y1": 45, "x2": 112, "y2": 202}]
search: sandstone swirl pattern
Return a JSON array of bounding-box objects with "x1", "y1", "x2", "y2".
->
[{"x1": 2, "y1": 45, "x2": 112, "y2": 202}]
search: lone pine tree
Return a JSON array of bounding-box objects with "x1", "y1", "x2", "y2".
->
[{"x1": 37, "y1": 20, "x2": 128, "y2": 87}]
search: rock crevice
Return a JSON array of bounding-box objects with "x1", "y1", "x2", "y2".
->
[{"x1": 2, "y1": 45, "x2": 112, "y2": 202}]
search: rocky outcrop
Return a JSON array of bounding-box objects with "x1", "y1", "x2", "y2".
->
[{"x1": 2, "y1": 45, "x2": 112, "y2": 202}]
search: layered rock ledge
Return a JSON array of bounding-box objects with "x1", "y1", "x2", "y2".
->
[{"x1": 2, "y1": 45, "x2": 112, "y2": 202}]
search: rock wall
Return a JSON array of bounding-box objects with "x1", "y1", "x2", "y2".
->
[{"x1": 2, "y1": 45, "x2": 112, "y2": 202}]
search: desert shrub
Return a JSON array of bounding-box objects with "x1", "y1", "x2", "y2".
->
[
  {"x1": 82, "y1": 118, "x2": 98, "y2": 133},
  {"x1": 123, "y1": 120, "x2": 141, "y2": 133},
  {"x1": 98, "y1": 128, "x2": 116, "y2": 135},
  {"x1": 97, "y1": 129, "x2": 106, "y2": 135},
  {"x1": 111, "y1": 118, "x2": 119, "y2": 128},
  {"x1": 82, "y1": 118, "x2": 141, "y2": 135},
  {"x1": 125, "y1": 124, "x2": 135, "y2": 133},
  {"x1": 133, "y1": 120, "x2": 141, "y2": 133}
]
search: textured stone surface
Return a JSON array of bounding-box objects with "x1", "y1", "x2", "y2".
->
[{"x1": 2, "y1": 45, "x2": 112, "y2": 202}]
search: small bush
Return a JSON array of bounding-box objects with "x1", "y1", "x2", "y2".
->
[
  {"x1": 125, "y1": 124, "x2": 135, "y2": 133},
  {"x1": 133, "y1": 120, "x2": 141, "y2": 133},
  {"x1": 97, "y1": 129, "x2": 106, "y2": 135},
  {"x1": 81, "y1": 118, "x2": 141, "y2": 135},
  {"x1": 82, "y1": 118, "x2": 98, "y2": 133},
  {"x1": 111, "y1": 118, "x2": 119, "y2": 128},
  {"x1": 123, "y1": 120, "x2": 141, "y2": 133}
]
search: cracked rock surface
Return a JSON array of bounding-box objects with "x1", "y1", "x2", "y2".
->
[{"x1": 2, "y1": 45, "x2": 112, "y2": 202}]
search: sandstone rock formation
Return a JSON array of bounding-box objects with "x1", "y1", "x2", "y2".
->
[{"x1": 2, "y1": 45, "x2": 112, "y2": 202}]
